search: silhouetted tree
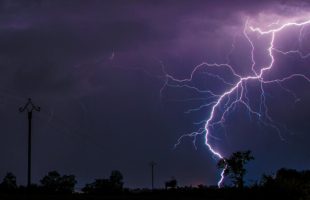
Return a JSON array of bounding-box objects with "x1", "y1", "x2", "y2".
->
[
  {"x1": 261, "y1": 168, "x2": 310, "y2": 199},
  {"x1": 260, "y1": 173, "x2": 274, "y2": 188},
  {"x1": 165, "y1": 177, "x2": 177, "y2": 189},
  {"x1": 0, "y1": 172, "x2": 17, "y2": 192},
  {"x1": 109, "y1": 170, "x2": 124, "y2": 190},
  {"x1": 217, "y1": 150, "x2": 254, "y2": 188},
  {"x1": 40, "y1": 171, "x2": 76, "y2": 194},
  {"x1": 83, "y1": 179, "x2": 113, "y2": 194},
  {"x1": 82, "y1": 170, "x2": 124, "y2": 194},
  {"x1": 58, "y1": 174, "x2": 76, "y2": 193},
  {"x1": 40, "y1": 171, "x2": 60, "y2": 193}
]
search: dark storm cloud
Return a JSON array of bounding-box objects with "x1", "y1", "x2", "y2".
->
[
  {"x1": 0, "y1": 0, "x2": 309, "y2": 94},
  {"x1": 2, "y1": 0, "x2": 310, "y2": 98},
  {"x1": 0, "y1": 0, "x2": 309, "y2": 188}
]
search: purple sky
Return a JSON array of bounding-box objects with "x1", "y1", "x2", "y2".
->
[{"x1": 0, "y1": 0, "x2": 310, "y2": 189}]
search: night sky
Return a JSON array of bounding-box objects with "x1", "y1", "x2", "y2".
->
[{"x1": 0, "y1": 0, "x2": 310, "y2": 189}]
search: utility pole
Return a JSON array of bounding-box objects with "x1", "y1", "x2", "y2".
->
[
  {"x1": 19, "y1": 98, "x2": 40, "y2": 188},
  {"x1": 149, "y1": 161, "x2": 156, "y2": 190}
]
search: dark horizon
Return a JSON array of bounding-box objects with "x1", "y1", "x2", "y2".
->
[{"x1": 0, "y1": 0, "x2": 309, "y2": 189}]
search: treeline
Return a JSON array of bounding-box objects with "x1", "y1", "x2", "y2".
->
[
  {"x1": 0, "y1": 151, "x2": 309, "y2": 199},
  {"x1": 0, "y1": 168, "x2": 309, "y2": 199},
  {"x1": 0, "y1": 170, "x2": 124, "y2": 195}
]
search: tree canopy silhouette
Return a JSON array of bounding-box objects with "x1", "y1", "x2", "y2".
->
[
  {"x1": 40, "y1": 171, "x2": 76, "y2": 194},
  {"x1": 0, "y1": 172, "x2": 17, "y2": 192},
  {"x1": 165, "y1": 177, "x2": 177, "y2": 189},
  {"x1": 110, "y1": 170, "x2": 124, "y2": 190},
  {"x1": 82, "y1": 170, "x2": 124, "y2": 194},
  {"x1": 217, "y1": 150, "x2": 254, "y2": 188},
  {"x1": 261, "y1": 168, "x2": 310, "y2": 198}
]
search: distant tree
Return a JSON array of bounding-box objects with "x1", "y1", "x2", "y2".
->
[
  {"x1": 260, "y1": 173, "x2": 274, "y2": 188},
  {"x1": 197, "y1": 184, "x2": 207, "y2": 190},
  {"x1": 83, "y1": 179, "x2": 113, "y2": 194},
  {"x1": 165, "y1": 177, "x2": 177, "y2": 189},
  {"x1": 0, "y1": 172, "x2": 17, "y2": 192},
  {"x1": 58, "y1": 174, "x2": 76, "y2": 193},
  {"x1": 262, "y1": 168, "x2": 310, "y2": 190},
  {"x1": 40, "y1": 171, "x2": 60, "y2": 193},
  {"x1": 217, "y1": 150, "x2": 254, "y2": 188},
  {"x1": 82, "y1": 170, "x2": 124, "y2": 194},
  {"x1": 40, "y1": 171, "x2": 76, "y2": 194},
  {"x1": 109, "y1": 170, "x2": 124, "y2": 190},
  {"x1": 260, "y1": 168, "x2": 310, "y2": 199}
]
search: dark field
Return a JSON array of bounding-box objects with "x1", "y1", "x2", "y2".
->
[{"x1": 0, "y1": 188, "x2": 308, "y2": 200}]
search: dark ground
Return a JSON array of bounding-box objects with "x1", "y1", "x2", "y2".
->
[{"x1": 0, "y1": 188, "x2": 307, "y2": 200}]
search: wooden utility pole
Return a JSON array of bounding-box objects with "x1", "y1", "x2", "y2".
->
[
  {"x1": 19, "y1": 98, "x2": 40, "y2": 188},
  {"x1": 149, "y1": 161, "x2": 156, "y2": 190}
]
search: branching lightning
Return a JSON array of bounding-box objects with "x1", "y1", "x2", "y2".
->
[{"x1": 160, "y1": 17, "x2": 310, "y2": 187}]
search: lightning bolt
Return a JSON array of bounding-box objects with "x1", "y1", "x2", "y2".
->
[{"x1": 160, "y1": 17, "x2": 310, "y2": 187}]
